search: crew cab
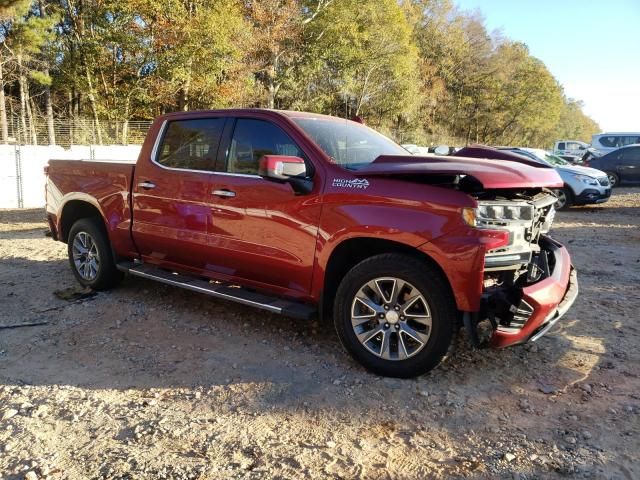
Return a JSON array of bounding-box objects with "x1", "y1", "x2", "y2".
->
[{"x1": 45, "y1": 109, "x2": 578, "y2": 378}]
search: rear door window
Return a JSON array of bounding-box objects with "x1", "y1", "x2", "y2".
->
[
  {"x1": 157, "y1": 118, "x2": 226, "y2": 171},
  {"x1": 557, "y1": 142, "x2": 566, "y2": 150},
  {"x1": 227, "y1": 119, "x2": 304, "y2": 175}
]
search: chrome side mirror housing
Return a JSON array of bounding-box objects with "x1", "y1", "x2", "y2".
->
[{"x1": 258, "y1": 155, "x2": 307, "y2": 181}]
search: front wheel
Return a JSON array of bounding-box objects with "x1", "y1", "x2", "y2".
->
[
  {"x1": 67, "y1": 218, "x2": 123, "y2": 290},
  {"x1": 552, "y1": 187, "x2": 573, "y2": 210},
  {"x1": 333, "y1": 253, "x2": 455, "y2": 378},
  {"x1": 605, "y1": 171, "x2": 619, "y2": 188}
]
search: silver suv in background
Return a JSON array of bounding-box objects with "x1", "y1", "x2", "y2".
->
[
  {"x1": 591, "y1": 132, "x2": 640, "y2": 155},
  {"x1": 501, "y1": 148, "x2": 611, "y2": 210}
]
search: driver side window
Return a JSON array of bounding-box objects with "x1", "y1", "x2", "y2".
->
[{"x1": 227, "y1": 119, "x2": 303, "y2": 175}]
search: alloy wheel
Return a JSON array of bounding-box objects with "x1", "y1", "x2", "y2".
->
[
  {"x1": 72, "y1": 231, "x2": 100, "y2": 281},
  {"x1": 554, "y1": 189, "x2": 567, "y2": 209},
  {"x1": 350, "y1": 277, "x2": 432, "y2": 360}
]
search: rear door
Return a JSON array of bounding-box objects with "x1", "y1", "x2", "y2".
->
[
  {"x1": 618, "y1": 147, "x2": 640, "y2": 182},
  {"x1": 132, "y1": 116, "x2": 227, "y2": 271},
  {"x1": 204, "y1": 116, "x2": 323, "y2": 295}
]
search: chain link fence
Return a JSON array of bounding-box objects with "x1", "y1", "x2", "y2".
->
[
  {"x1": 1, "y1": 117, "x2": 149, "y2": 208},
  {"x1": 4, "y1": 117, "x2": 152, "y2": 147}
]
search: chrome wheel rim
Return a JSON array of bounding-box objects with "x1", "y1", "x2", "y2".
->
[
  {"x1": 607, "y1": 173, "x2": 617, "y2": 187},
  {"x1": 351, "y1": 277, "x2": 432, "y2": 361},
  {"x1": 554, "y1": 189, "x2": 567, "y2": 209},
  {"x1": 72, "y1": 231, "x2": 100, "y2": 281}
]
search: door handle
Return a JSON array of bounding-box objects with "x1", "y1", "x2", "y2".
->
[
  {"x1": 212, "y1": 189, "x2": 236, "y2": 198},
  {"x1": 137, "y1": 181, "x2": 156, "y2": 190}
]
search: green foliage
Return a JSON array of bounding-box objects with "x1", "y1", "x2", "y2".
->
[
  {"x1": 0, "y1": 0, "x2": 599, "y2": 147},
  {"x1": 553, "y1": 98, "x2": 600, "y2": 145}
]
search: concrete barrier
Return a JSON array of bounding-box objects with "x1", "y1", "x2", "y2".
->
[{"x1": 0, "y1": 144, "x2": 141, "y2": 208}]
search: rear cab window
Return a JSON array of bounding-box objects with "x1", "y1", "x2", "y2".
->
[{"x1": 157, "y1": 118, "x2": 226, "y2": 171}]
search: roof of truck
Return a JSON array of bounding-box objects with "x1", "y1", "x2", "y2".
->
[{"x1": 159, "y1": 108, "x2": 360, "y2": 124}]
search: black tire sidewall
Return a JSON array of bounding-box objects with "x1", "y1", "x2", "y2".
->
[
  {"x1": 554, "y1": 187, "x2": 572, "y2": 210},
  {"x1": 67, "y1": 218, "x2": 121, "y2": 290},
  {"x1": 333, "y1": 253, "x2": 455, "y2": 378},
  {"x1": 606, "y1": 171, "x2": 619, "y2": 188}
]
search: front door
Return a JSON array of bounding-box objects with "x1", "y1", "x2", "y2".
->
[
  {"x1": 131, "y1": 117, "x2": 227, "y2": 272},
  {"x1": 205, "y1": 117, "x2": 322, "y2": 295},
  {"x1": 618, "y1": 147, "x2": 640, "y2": 183}
]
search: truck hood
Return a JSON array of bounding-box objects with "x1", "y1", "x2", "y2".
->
[
  {"x1": 353, "y1": 154, "x2": 563, "y2": 189},
  {"x1": 557, "y1": 165, "x2": 606, "y2": 178}
]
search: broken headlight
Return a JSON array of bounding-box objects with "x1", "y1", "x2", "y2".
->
[
  {"x1": 463, "y1": 201, "x2": 537, "y2": 268},
  {"x1": 463, "y1": 201, "x2": 534, "y2": 228}
]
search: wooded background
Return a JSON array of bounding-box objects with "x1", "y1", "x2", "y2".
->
[{"x1": 0, "y1": 0, "x2": 599, "y2": 147}]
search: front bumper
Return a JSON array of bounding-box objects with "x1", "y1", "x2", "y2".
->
[
  {"x1": 574, "y1": 187, "x2": 611, "y2": 205},
  {"x1": 489, "y1": 236, "x2": 579, "y2": 348}
]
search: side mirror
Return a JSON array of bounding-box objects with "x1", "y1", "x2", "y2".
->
[
  {"x1": 258, "y1": 155, "x2": 307, "y2": 181},
  {"x1": 434, "y1": 145, "x2": 450, "y2": 156}
]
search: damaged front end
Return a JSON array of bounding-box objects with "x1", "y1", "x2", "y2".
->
[{"x1": 463, "y1": 190, "x2": 579, "y2": 347}]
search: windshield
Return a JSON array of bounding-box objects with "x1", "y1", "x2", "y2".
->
[
  {"x1": 543, "y1": 153, "x2": 570, "y2": 166},
  {"x1": 293, "y1": 118, "x2": 408, "y2": 169},
  {"x1": 513, "y1": 149, "x2": 569, "y2": 167}
]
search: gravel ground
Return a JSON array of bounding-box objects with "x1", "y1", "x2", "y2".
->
[{"x1": 1, "y1": 188, "x2": 639, "y2": 480}]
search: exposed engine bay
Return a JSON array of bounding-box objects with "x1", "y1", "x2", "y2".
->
[{"x1": 468, "y1": 189, "x2": 559, "y2": 340}]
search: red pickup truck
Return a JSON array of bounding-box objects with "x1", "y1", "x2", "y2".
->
[{"x1": 45, "y1": 109, "x2": 578, "y2": 377}]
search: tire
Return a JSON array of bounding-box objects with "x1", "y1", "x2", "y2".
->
[
  {"x1": 605, "y1": 171, "x2": 619, "y2": 188},
  {"x1": 67, "y1": 218, "x2": 123, "y2": 290},
  {"x1": 552, "y1": 187, "x2": 573, "y2": 210},
  {"x1": 333, "y1": 253, "x2": 455, "y2": 378}
]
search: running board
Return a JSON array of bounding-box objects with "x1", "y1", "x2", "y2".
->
[{"x1": 116, "y1": 262, "x2": 316, "y2": 321}]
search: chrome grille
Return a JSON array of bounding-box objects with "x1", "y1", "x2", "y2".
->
[{"x1": 597, "y1": 177, "x2": 609, "y2": 187}]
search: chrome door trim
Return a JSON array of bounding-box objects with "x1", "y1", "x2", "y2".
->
[{"x1": 148, "y1": 118, "x2": 261, "y2": 179}]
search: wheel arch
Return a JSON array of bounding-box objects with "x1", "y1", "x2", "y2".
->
[
  {"x1": 59, "y1": 198, "x2": 107, "y2": 243},
  {"x1": 564, "y1": 182, "x2": 577, "y2": 195},
  {"x1": 319, "y1": 237, "x2": 454, "y2": 322}
]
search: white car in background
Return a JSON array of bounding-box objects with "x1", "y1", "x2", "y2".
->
[
  {"x1": 553, "y1": 140, "x2": 588, "y2": 162},
  {"x1": 591, "y1": 132, "x2": 640, "y2": 155},
  {"x1": 401, "y1": 144, "x2": 431, "y2": 155}
]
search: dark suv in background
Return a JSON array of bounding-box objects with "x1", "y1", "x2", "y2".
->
[{"x1": 587, "y1": 145, "x2": 640, "y2": 187}]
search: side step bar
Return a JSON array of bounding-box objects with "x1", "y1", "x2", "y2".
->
[{"x1": 116, "y1": 262, "x2": 317, "y2": 321}]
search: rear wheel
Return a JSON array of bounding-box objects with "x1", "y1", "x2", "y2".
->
[
  {"x1": 552, "y1": 187, "x2": 573, "y2": 210},
  {"x1": 67, "y1": 218, "x2": 123, "y2": 290},
  {"x1": 605, "y1": 171, "x2": 619, "y2": 188},
  {"x1": 333, "y1": 253, "x2": 455, "y2": 378}
]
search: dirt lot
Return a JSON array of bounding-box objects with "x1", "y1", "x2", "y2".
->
[{"x1": 1, "y1": 189, "x2": 639, "y2": 480}]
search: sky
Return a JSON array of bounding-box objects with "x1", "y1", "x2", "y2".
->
[{"x1": 454, "y1": 0, "x2": 640, "y2": 132}]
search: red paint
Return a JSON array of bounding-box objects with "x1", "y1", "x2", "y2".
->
[
  {"x1": 358, "y1": 153, "x2": 563, "y2": 189},
  {"x1": 45, "y1": 109, "x2": 575, "y2": 349},
  {"x1": 490, "y1": 241, "x2": 573, "y2": 348}
]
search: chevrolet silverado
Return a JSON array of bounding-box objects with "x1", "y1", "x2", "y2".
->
[{"x1": 45, "y1": 109, "x2": 579, "y2": 377}]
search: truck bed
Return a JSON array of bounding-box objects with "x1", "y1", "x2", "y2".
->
[{"x1": 46, "y1": 159, "x2": 136, "y2": 255}]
